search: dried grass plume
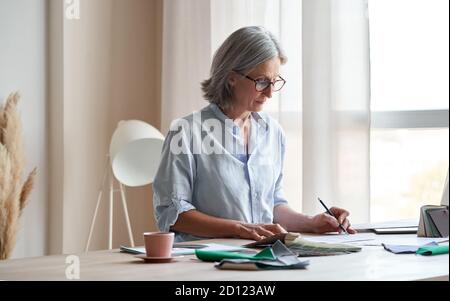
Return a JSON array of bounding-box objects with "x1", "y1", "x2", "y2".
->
[{"x1": 0, "y1": 92, "x2": 37, "y2": 260}]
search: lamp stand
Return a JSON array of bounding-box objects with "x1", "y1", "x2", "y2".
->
[{"x1": 85, "y1": 155, "x2": 135, "y2": 251}]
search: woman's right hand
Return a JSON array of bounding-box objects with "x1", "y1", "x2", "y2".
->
[{"x1": 233, "y1": 222, "x2": 287, "y2": 241}]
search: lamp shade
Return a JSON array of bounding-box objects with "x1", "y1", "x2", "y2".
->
[{"x1": 109, "y1": 120, "x2": 165, "y2": 187}]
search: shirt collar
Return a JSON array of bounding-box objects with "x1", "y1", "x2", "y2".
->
[{"x1": 208, "y1": 103, "x2": 268, "y2": 131}]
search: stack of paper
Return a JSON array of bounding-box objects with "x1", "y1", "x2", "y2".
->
[
  {"x1": 244, "y1": 232, "x2": 361, "y2": 256},
  {"x1": 284, "y1": 237, "x2": 362, "y2": 256}
]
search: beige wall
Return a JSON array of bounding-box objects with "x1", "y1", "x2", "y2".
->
[
  {"x1": 109, "y1": 0, "x2": 162, "y2": 249},
  {"x1": 49, "y1": 0, "x2": 162, "y2": 254}
]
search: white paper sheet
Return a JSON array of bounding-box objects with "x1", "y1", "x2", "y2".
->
[
  {"x1": 304, "y1": 233, "x2": 448, "y2": 246},
  {"x1": 120, "y1": 243, "x2": 247, "y2": 256}
]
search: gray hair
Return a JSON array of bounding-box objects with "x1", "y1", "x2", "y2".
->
[{"x1": 201, "y1": 26, "x2": 287, "y2": 110}]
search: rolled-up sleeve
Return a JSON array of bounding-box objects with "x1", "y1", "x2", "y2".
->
[
  {"x1": 274, "y1": 130, "x2": 288, "y2": 207},
  {"x1": 152, "y1": 121, "x2": 196, "y2": 232}
]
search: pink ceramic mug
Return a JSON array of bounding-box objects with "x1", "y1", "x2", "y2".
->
[{"x1": 143, "y1": 232, "x2": 174, "y2": 258}]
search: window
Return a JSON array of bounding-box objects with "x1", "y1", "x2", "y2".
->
[{"x1": 368, "y1": 0, "x2": 449, "y2": 222}]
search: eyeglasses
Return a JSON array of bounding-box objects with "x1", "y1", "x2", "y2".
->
[{"x1": 234, "y1": 71, "x2": 286, "y2": 92}]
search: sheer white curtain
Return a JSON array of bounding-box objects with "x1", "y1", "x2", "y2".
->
[
  {"x1": 442, "y1": 171, "x2": 449, "y2": 206},
  {"x1": 302, "y1": 0, "x2": 370, "y2": 223},
  {"x1": 161, "y1": 0, "x2": 212, "y2": 133},
  {"x1": 160, "y1": 0, "x2": 371, "y2": 223}
]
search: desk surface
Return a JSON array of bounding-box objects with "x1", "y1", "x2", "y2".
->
[{"x1": 0, "y1": 235, "x2": 448, "y2": 281}]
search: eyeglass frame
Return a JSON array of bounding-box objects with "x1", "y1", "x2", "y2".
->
[{"x1": 233, "y1": 70, "x2": 286, "y2": 92}]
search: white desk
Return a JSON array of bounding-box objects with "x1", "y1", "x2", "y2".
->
[{"x1": 0, "y1": 235, "x2": 448, "y2": 281}]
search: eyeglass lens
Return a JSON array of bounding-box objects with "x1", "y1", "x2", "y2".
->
[{"x1": 255, "y1": 79, "x2": 284, "y2": 92}]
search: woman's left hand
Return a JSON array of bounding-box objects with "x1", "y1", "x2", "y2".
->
[{"x1": 310, "y1": 206, "x2": 357, "y2": 234}]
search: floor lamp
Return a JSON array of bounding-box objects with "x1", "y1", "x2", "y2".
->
[{"x1": 85, "y1": 120, "x2": 165, "y2": 251}]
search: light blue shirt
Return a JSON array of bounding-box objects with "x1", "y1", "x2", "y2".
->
[{"x1": 152, "y1": 103, "x2": 288, "y2": 242}]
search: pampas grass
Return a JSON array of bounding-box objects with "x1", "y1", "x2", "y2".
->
[{"x1": 0, "y1": 92, "x2": 36, "y2": 260}]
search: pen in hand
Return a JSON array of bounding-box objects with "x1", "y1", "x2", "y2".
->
[{"x1": 318, "y1": 198, "x2": 349, "y2": 235}]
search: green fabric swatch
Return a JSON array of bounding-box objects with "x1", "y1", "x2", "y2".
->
[
  {"x1": 416, "y1": 245, "x2": 449, "y2": 256},
  {"x1": 195, "y1": 247, "x2": 276, "y2": 262}
]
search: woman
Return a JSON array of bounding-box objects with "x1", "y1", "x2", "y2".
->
[{"x1": 153, "y1": 26, "x2": 356, "y2": 242}]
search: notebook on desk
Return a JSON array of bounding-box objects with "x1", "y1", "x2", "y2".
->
[
  {"x1": 353, "y1": 219, "x2": 419, "y2": 234},
  {"x1": 373, "y1": 227, "x2": 418, "y2": 234},
  {"x1": 120, "y1": 243, "x2": 248, "y2": 256}
]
